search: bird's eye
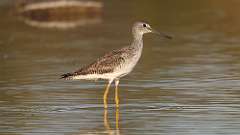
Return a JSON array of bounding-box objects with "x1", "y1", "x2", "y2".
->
[{"x1": 143, "y1": 24, "x2": 147, "y2": 27}]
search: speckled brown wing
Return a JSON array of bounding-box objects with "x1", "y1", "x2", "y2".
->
[
  {"x1": 61, "y1": 47, "x2": 133, "y2": 79},
  {"x1": 75, "y1": 49, "x2": 126, "y2": 75}
]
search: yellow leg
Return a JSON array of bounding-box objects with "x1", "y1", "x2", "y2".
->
[
  {"x1": 104, "y1": 109, "x2": 110, "y2": 130},
  {"x1": 115, "y1": 108, "x2": 120, "y2": 130},
  {"x1": 103, "y1": 80, "x2": 112, "y2": 109},
  {"x1": 115, "y1": 79, "x2": 120, "y2": 108}
]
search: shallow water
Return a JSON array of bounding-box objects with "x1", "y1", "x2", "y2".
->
[{"x1": 1, "y1": 0, "x2": 240, "y2": 135}]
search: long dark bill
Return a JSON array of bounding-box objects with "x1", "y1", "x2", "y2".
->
[{"x1": 151, "y1": 28, "x2": 172, "y2": 39}]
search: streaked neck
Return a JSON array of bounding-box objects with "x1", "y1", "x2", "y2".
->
[{"x1": 131, "y1": 32, "x2": 143, "y2": 49}]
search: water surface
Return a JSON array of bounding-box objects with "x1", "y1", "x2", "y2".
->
[{"x1": 1, "y1": 0, "x2": 240, "y2": 135}]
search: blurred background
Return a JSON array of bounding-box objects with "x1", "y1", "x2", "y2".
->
[{"x1": 0, "y1": 0, "x2": 240, "y2": 135}]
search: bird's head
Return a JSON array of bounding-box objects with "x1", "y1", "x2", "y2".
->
[{"x1": 132, "y1": 21, "x2": 172, "y2": 39}]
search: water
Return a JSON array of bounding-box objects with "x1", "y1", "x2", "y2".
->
[{"x1": 1, "y1": 0, "x2": 240, "y2": 135}]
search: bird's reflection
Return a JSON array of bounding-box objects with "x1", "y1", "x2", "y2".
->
[{"x1": 104, "y1": 108, "x2": 120, "y2": 135}]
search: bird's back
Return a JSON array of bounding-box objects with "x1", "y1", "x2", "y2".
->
[{"x1": 61, "y1": 45, "x2": 141, "y2": 80}]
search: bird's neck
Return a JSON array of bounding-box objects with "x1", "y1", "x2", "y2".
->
[{"x1": 131, "y1": 33, "x2": 143, "y2": 49}]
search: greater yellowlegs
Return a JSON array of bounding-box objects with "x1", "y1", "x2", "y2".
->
[{"x1": 61, "y1": 21, "x2": 171, "y2": 108}]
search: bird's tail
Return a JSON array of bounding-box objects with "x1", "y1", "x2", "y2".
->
[{"x1": 60, "y1": 73, "x2": 74, "y2": 80}]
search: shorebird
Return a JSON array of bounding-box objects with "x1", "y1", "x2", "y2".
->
[{"x1": 61, "y1": 21, "x2": 171, "y2": 109}]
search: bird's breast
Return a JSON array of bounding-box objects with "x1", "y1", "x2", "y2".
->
[{"x1": 114, "y1": 51, "x2": 142, "y2": 77}]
